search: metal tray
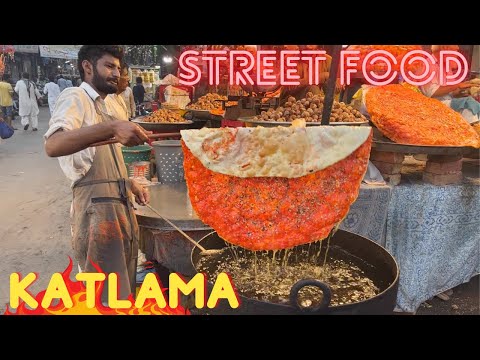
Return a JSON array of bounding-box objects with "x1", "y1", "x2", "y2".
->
[
  {"x1": 184, "y1": 108, "x2": 216, "y2": 120},
  {"x1": 132, "y1": 117, "x2": 194, "y2": 132},
  {"x1": 372, "y1": 130, "x2": 476, "y2": 155},
  {"x1": 372, "y1": 140, "x2": 475, "y2": 156},
  {"x1": 238, "y1": 116, "x2": 370, "y2": 127}
]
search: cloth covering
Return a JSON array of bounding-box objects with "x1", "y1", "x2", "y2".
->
[
  {"x1": 450, "y1": 96, "x2": 480, "y2": 116},
  {"x1": 385, "y1": 183, "x2": 480, "y2": 312}
]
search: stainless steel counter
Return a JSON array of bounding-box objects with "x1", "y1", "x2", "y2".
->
[
  {"x1": 135, "y1": 182, "x2": 211, "y2": 231},
  {"x1": 134, "y1": 182, "x2": 212, "y2": 276}
]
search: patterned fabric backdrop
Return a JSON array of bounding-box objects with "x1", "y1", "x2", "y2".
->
[
  {"x1": 340, "y1": 184, "x2": 392, "y2": 246},
  {"x1": 385, "y1": 184, "x2": 480, "y2": 313}
]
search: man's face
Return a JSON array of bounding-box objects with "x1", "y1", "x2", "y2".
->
[
  {"x1": 117, "y1": 68, "x2": 129, "y2": 93},
  {"x1": 90, "y1": 54, "x2": 121, "y2": 94}
]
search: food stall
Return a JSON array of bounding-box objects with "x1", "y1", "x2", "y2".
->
[
  {"x1": 130, "y1": 65, "x2": 160, "y2": 102},
  {"x1": 129, "y1": 45, "x2": 479, "y2": 314}
]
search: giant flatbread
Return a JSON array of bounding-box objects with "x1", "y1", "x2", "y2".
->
[
  {"x1": 365, "y1": 84, "x2": 480, "y2": 148},
  {"x1": 181, "y1": 126, "x2": 372, "y2": 251}
]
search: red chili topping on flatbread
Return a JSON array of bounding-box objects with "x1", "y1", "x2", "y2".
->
[{"x1": 182, "y1": 133, "x2": 372, "y2": 251}]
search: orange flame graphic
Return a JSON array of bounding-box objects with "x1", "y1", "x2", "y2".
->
[{"x1": 4, "y1": 258, "x2": 190, "y2": 315}]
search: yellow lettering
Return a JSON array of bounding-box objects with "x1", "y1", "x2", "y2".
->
[
  {"x1": 76, "y1": 273, "x2": 106, "y2": 308},
  {"x1": 135, "y1": 273, "x2": 166, "y2": 308},
  {"x1": 169, "y1": 273, "x2": 205, "y2": 309},
  {"x1": 41, "y1": 273, "x2": 73, "y2": 309},
  {"x1": 207, "y1": 273, "x2": 239, "y2": 309},
  {"x1": 10, "y1": 273, "x2": 38, "y2": 309},
  {"x1": 108, "y1": 273, "x2": 131, "y2": 308}
]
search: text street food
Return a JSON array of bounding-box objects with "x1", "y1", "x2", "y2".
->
[{"x1": 181, "y1": 126, "x2": 372, "y2": 251}]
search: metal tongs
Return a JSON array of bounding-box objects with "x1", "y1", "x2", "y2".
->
[
  {"x1": 90, "y1": 132, "x2": 181, "y2": 147},
  {"x1": 143, "y1": 203, "x2": 222, "y2": 256}
]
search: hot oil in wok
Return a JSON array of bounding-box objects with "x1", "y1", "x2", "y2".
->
[{"x1": 197, "y1": 235, "x2": 387, "y2": 308}]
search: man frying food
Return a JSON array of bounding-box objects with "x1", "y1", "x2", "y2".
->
[{"x1": 44, "y1": 45, "x2": 150, "y2": 304}]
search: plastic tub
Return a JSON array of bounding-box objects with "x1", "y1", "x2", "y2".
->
[{"x1": 121, "y1": 145, "x2": 152, "y2": 173}]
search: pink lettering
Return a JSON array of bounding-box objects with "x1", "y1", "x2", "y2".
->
[
  {"x1": 362, "y1": 50, "x2": 398, "y2": 86},
  {"x1": 400, "y1": 50, "x2": 436, "y2": 86},
  {"x1": 440, "y1": 50, "x2": 468, "y2": 85},
  {"x1": 203, "y1": 50, "x2": 228, "y2": 86},
  {"x1": 257, "y1": 51, "x2": 277, "y2": 86},
  {"x1": 178, "y1": 49, "x2": 469, "y2": 88},
  {"x1": 301, "y1": 50, "x2": 327, "y2": 85},
  {"x1": 340, "y1": 50, "x2": 360, "y2": 86},
  {"x1": 178, "y1": 50, "x2": 202, "y2": 86},
  {"x1": 280, "y1": 50, "x2": 300, "y2": 85},
  {"x1": 229, "y1": 50, "x2": 255, "y2": 86}
]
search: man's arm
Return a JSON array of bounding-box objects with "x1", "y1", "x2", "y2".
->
[
  {"x1": 45, "y1": 120, "x2": 150, "y2": 157},
  {"x1": 432, "y1": 82, "x2": 476, "y2": 98}
]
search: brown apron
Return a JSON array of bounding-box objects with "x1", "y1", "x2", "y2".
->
[{"x1": 71, "y1": 99, "x2": 139, "y2": 303}]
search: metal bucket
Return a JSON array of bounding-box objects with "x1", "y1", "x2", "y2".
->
[{"x1": 152, "y1": 140, "x2": 185, "y2": 184}]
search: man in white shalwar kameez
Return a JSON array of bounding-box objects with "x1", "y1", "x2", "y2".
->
[
  {"x1": 15, "y1": 72, "x2": 41, "y2": 131},
  {"x1": 43, "y1": 74, "x2": 61, "y2": 115}
]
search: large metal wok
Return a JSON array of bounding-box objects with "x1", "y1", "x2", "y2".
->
[{"x1": 191, "y1": 230, "x2": 399, "y2": 315}]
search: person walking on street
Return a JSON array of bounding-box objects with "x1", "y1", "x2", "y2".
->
[
  {"x1": 43, "y1": 74, "x2": 61, "y2": 115},
  {"x1": 57, "y1": 75, "x2": 68, "y2": 92},
  {"x1": 133, "y1": 77, "x2": 145, "y2": 104},
  {"x1": 44, "y1": 45, "x2": 151, "y2": 304},
  {"x1": 65, "y1": 77, "x2": 73, "y2": 88},
  {"x1": 0, "y1": 74, "x2": 16, "y2": 129},
  {"x1": 15, "y1": 72, "x2": 41, "y2": 131}
]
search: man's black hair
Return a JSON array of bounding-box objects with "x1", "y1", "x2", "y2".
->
[
  {"x1": 136, "y1": 76, "x2": 143, "y2": 84},
  {"x1": 2, "y1": 73, "x2": 11, "y2": 81},
  {"x1": 77, "y1": 45, "x2": 125, "y2": 81},
  {"x1": 22, "y1": 72, "x2": 30, "y2": 80}
]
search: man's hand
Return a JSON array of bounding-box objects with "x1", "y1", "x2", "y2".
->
[
  {"x1": 130, "y1": 179, "x2": 150, "y2": 205},
  {"x1": 112, "y1": 121, "x2": 151, "y2": 147},
  {"x1": 458, "y1": 82, "x2": 476, "y2": 89},
  {"x1": 451, "y1": 82, "x2": 476, "y2": 97}
]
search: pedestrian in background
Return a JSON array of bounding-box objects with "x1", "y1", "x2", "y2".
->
[
  {"x1": 43, "y1": 74, "x2": 61, "y2": 115},
  {"x1": 133, "y1": 77, "x2": 145, "y2": 104},
  {"x1": 15, "y1": 72, "x2": 41, "y2": 131},
  {"x1": 57, "y1": 75, "x2": 67, "y2": 92},
  {"x1": 0, "y1": 74, "x2": 16, "y2": 129},
  {"x1": 108, "y1": 62, "x2": 132, "y2": 121},
  {"x1": 118, "y1": 64, "x2": 135, "y2": 119},
  {"x1": 65, "y1": 77, "x2": 73, "y2": 88}
]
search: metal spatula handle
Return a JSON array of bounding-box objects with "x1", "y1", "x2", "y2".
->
[{"x1": 143, "y1": 203, "x2": 221, "y2": 255}]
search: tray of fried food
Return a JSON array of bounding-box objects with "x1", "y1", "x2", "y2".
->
[
  {"x1": 239, "y1": 92, "x2": 369, "y2": 126},
  {"x1": 185, "y1": 93, "x2": 228, "y2": 119},
  {"x1": 132, "y1": 108, "x2": 193, "y2": 131}
]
